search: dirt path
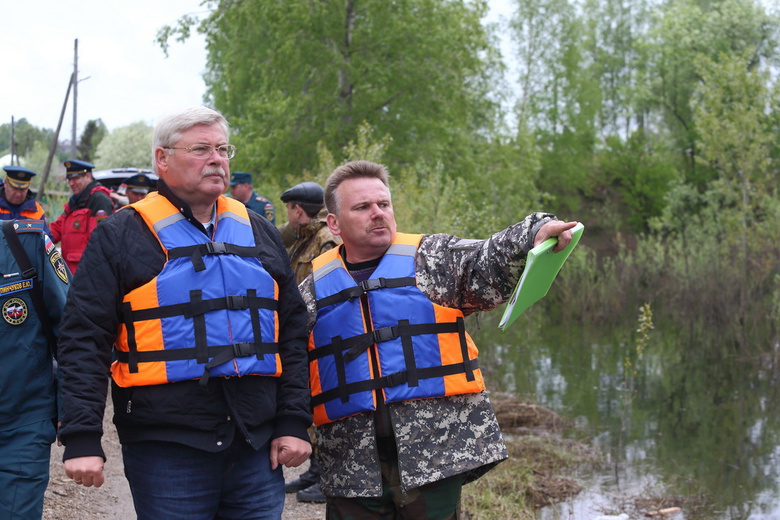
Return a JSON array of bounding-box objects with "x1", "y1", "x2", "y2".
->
[{"x1": 43, "y1": 400, "x2": 325, "y2": 519}]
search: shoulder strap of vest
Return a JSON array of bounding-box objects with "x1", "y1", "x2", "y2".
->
[{"x1": 1, "y1": 220, "x2": 57, "y2": 357}]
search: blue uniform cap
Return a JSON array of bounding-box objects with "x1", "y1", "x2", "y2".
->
[
  {"x1": 123, "y1": 173, "x2": 154, "y2": 194},
  {"x1": 64, "y1": 159, "x2": 95, "y2": 179},
  {"x1": 3, "y1": 165, "x2": 37, "y2": 189},
  {"x1": 229, "y1": 171, "x2": 253, "y2": 186},
  {"x1": 280, "y1": 181, "x2": 324, "y2": 205}
]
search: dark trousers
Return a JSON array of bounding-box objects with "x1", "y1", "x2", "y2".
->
[
  {"x1": 122, "y1": 436, "x2": 284, "y2": 520},
  {"x1": 0, "y1": 419, "x2": 55, "y2": 519}
]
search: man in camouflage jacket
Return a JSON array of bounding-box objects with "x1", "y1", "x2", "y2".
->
[{"x1": 299, "y1": 160, "x2": 577, "y2": 518}]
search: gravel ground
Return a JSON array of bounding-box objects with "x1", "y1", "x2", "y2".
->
[{"x1": 43, "y1": 400, "x2": 325, "y2": 519}]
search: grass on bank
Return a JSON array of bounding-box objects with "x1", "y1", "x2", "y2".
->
[{"x1": 461, "y1": 396, "x2": 598, "y2": 520}]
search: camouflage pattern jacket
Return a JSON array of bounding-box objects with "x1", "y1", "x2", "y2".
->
[
  {"x1": 288, "y1": 218, "x2": 340, "y2": 285},
  {"x1": 300, "y1": 211, "x2": 555, "y2": 497}
]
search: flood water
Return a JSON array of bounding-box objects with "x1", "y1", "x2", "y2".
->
[{"x1": 470, "y1": 309, "x2": 780, "y2": 520}]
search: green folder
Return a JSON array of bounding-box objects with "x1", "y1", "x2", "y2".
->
[{"x1": 498, "y1": 222, "x2": 584, "y2": 331}]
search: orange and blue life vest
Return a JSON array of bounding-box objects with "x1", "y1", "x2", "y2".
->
[
  {"x1": 0, "y1": 191, "x2": 46, "y2": 221},
  {"x1": 308, "y1": 233, "x2": 485, "y2": 426},
  {"x1": 111, "y1": 193, "x2": 281, "y2": 387}
]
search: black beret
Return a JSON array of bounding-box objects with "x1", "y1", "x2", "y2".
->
[{"x1": 280, "y1": 181, "x2": 324, "y2": 205}]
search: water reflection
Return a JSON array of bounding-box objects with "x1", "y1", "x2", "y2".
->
[{"x1": 470, "y1": 310, "x2": 780, "y2": 519}]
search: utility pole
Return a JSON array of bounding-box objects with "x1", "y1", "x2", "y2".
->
[
  {"x1": 71, "y1": 38, "x2": 78, "y2": 158},
  {"x1": 10, "y1": 116, "x2": 16, "y2": 166},
  {"x1": 40, "y1": 73, "x2": 75, "y2": 199}
]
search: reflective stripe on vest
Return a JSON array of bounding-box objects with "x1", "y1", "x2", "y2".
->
[
  {"x1": 111, "y1": 193, "x2": 281, "y2": 387},
  {"x1": 0, "y1": 203, "x2": 45, "y2": 221},
  {"x1": 309, "y1": 232, "x2": 485, "y2": 426}
]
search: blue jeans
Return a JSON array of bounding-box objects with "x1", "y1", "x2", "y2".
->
[
  {"x1": 0, "y1": 419, "x2": 55, "y2": 520},
  {"x1": 122, "y1": 437, "x2": 284, "y2": 520}
]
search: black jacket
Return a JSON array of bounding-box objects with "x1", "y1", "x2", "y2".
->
[{"x1": 57, "y1": 182, "x2": 311, "y2": 461}]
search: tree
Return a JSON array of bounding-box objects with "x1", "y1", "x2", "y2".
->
[
  {"x1": 0, "y1": 119, "x2": 55, "y2": 160},
  {"x1": 77, "y1": 119, "x2": 108, "y2": 163},
  {"x1": 159, "y1": 0, "x2": 503, "y2": 183},
  {"x1": 644, "y1": 0, "x2": 779, "y2": 187},
  {"x1": 94, "y1": 122, "x2": 154, "y2": 169},
  {"x1": 693, "y1": 49, "x2": 777, "y2": 254}
]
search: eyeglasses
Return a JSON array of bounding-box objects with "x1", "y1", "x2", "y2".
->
[{"x1": 165, "y1": 144, "x2": 237, "y2": 159}]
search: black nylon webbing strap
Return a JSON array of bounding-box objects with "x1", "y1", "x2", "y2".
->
[
  {"x1": 310, "y1": 358, "x2": 481, "y2": 408},
  {"x1": 121, "y1": 302, "x2": 140, "y2": 373},
  {"x1": 124, "y1": 294, "x2": 278, "y2": 322},
  {"x1": 315, "y1": 276, "x2": 416, "y2": 309},
  {"x1": 2, "y1": 220, "x2": 57, "y2": 357},
  {"x1": 308, "y1": 321, "x2": 460, "y2": 362},
  {"x1": 398, "y1": 319, "x2": 418, "y2": 388},
  {"x1": 167, "y1": 242, "x2": 262, "y2": 272},
  {"x1": 191, "y1": 290, "x2": 209, "y2": 364},
  {"x1": 332, "y1": 337, "x2": 350, "y2": 403},
  {"x1": 247, "y1": 289, "x2": 264, "y2": 360},
  {"x1": 456, "y1": 317, "x2": 475, "y2": 382},
  {"x1": 114, "y1": 341, "x2": 278, "y2": 364}
]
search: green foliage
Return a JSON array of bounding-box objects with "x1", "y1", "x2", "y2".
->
[
  {"x1": 599, "y1": 133, "x2": 680, "y2": 232},
  {"x1": 77, "y1": 119, "x2": 108, "y2": 163},
  {"x1": 160, "y1": 0, "x2": 503, "y2": 185},
  {"x1": 693, "y1": 48, "x2": 777, "y2": 232},
  {"x1": 21, "y1": 141, "x2": 56, "y2": 178},
  {"x1": 313, "y1": 121, "x2": 393, "y2": 184},
  {"x1": 94, "y1": 122, "x2": 154, "y2": 169},
  {"x1": 644, "y1": 0, "x2": 779, "y2": 186},
  {"x1": 0, "y1": 118, "x2": 55, "y2": 158}
]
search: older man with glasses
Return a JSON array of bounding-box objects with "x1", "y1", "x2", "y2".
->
[
  {"x1": 56, "y1": 106, "x2": 311, "y2": 520},
  {"x1": 49, "y1": 159, "x2": 113, "y2": 273}
]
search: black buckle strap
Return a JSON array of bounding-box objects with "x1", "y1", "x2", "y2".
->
[
  {"x1": 167, "y1": 243, "x2": 262, "y2": 272},
  {"x1": 205, "y1": 242, "x2": 228, "y2": 254},
  {"x1": 125, "y1": 294, "x2": 278, "y2": 322},
  {"x1": 309, "y1": 321, "x2": 460, "y2": 363},
  {"x1": 115, "y1": 341, "x2": 278, "y2": 364},
  {"x1": 359, "y1": 278, "x2": 385, "y2": 292},
  {"x1": 316, "y1": 276, "x2": 416, "y2": 309},
  {"x1": 310, "y1": 359, "x2": 481, "y2": 408},
  {"x1": 226, "y1": 295, "x2": 247, "y2": 310}
]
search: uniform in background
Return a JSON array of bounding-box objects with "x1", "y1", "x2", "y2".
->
[
  {"x1": 49, "y1": 160, "x2": 113, "y2": 273},
  {"x1": 229, "y1": 171, "x2": 276, "y2": 224}
]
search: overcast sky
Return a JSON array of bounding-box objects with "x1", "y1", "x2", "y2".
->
[
  {"x1": 2, "y1": 1, "x2": 513, "y2": 136},
  {"x1": 1, "y1": 0, "x2": 210, "y2": 134}
]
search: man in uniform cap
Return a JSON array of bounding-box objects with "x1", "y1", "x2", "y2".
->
[
  {"x1": 49, "y1": 160, "x2": 114, "y2": 273},
  {"x1": 280, "y1": 181, "x2": 340, "y2": 286},
  {"x1": 229, "y1": 171, "x2": 276, "y2": 224},
  {"x1": 0, "y1": 166, "x2": 50, "y2": 234},
  {"x1": 279, "y1": 180, "x2": 340, "y2": 504},
  {"x1": 123, "y1": 173, "x2": 154, "y2": 205}
]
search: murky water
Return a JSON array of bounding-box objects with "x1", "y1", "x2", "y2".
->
[{"x1": 470, "y1": 309, "x2": 780, "y2": 520}]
